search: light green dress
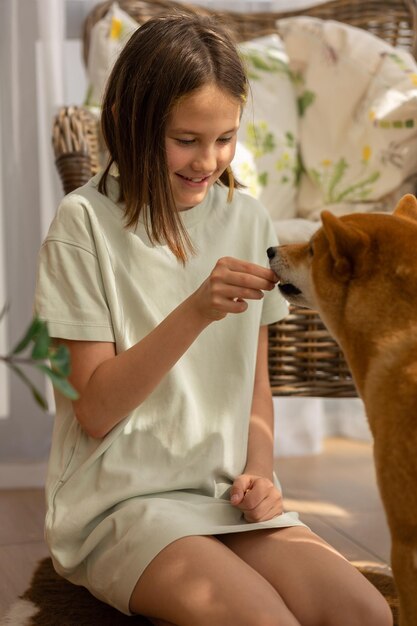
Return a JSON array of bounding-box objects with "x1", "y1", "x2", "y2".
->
[{"x1": 34, "y1": 174, "x2": 305, "y2": 614}]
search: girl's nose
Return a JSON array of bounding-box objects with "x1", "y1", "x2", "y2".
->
[{"x1": 192, "y1": 147, "x2": 216, "y2": 172}]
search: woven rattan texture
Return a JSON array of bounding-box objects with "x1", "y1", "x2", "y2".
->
[
  {"x1": 51, "y1": 0, "x2": 417, "y2": 397},
  {"x1": 82, "y1": 0, "x2": 417, "y2": 63},
  {"x1": 268, "y1": 310, "x2": 356, "y2": 397}
]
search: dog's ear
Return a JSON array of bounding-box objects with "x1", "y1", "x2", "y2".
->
[
  {"x1": 320, "y1": 211, "x2": 370, "y2": 279},
  {"x1": 393, "y1": 194, "x2": 417, "y2": 223}
]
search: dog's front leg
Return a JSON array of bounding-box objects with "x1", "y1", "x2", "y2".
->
[{"x1": 391, "y1": 536, "x2": 417, "y2": 626}]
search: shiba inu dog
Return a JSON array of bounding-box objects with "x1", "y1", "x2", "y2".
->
[{"x1": 267, "y1": 194, "x2": 417, "y2": 626}]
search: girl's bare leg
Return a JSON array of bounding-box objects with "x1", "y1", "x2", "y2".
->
[
  {"x1": 129, "y1": 534, "x2": 301, "y2": 626},
  {"x1": 219, "y1": 526, "x2": 393, "y2": 626}
]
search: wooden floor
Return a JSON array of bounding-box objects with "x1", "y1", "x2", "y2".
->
[{"x1": 0, "y1": 437, "x2": 391, "y2": 616}]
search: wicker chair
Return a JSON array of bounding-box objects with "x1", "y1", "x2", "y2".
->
[{"x1": 52, "y1": 0, "x2": 417, "y2": 398}]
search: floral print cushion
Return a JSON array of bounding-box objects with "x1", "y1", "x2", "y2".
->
[
  {"x1": 235, "y1": 35, "x2": 300, "y2": 221},
  {"x1": 85, "y1": 2, "x2": 139, "y2": 107},
  {"x1": 231, "y1": 142, "x2": 261, "y2": 199},
  {"x1": 277, "y1": 17, "x2": 417, "y2": 220}
]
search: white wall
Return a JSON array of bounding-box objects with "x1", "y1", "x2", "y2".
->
[
  {"x1": 0, "y1": 93, "x2": 10, "y2": 420},
  {"x1": 0, "y1": 1, "x2": 54, "y2": 473}
]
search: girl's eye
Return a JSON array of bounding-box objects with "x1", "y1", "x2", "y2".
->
[
  {"x1": 174, "y1": 136, "x2": 233, "y2": 146},
  {"x1": 176, "y1": 139, "x2": 195, "y2": 145}
]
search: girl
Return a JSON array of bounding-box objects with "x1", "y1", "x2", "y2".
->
[{"x1": 35, "y1": 12, "x2": 392, "y2": 626}]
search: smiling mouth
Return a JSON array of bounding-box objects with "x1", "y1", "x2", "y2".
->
[
  {"x1": 177, "y1": 173, "x2": 210, "y2": 183},
  {"x1": 278, "y1": 282, "x2": 302, "y2": 297}
]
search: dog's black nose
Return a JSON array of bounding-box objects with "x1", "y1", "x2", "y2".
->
[{"x1": 267, "y1": 247, "x2": 276, "y2": 260}]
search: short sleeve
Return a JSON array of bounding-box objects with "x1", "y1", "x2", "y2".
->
[
  {"x1": 34, "y1": 199, "x2": 115, "y2": 342},
  {"x1": 256, "y1": 199, "x2": 289, "y2": 326},
  {"x1": 261, "y1": 286, "x2": 288, "y2": 326}
]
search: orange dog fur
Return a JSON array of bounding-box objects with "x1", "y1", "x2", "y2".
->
[{"x1": 268, "y1": 194, "x2": 417, "y2": 626}]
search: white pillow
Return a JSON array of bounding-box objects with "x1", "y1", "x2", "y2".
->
[
  {"x1": 277, "y1": 17, "x2": 417, "y2": 219},
  {"x1": 237, "y1": 35, "x2": 300, "y2": 221},
  {"x1": 273, "y1": 218, "x2": 320, "y2": 244},
  {"x1": 231, "y1": 141, "x2": 261, "y2": 198},
  {"x1": 85, "y1": 2, "x2": 139, "y2": 107}
]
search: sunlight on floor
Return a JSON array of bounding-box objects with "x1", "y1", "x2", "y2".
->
[{"x1": 284, "y1": 497, "x2": 349, "y2": 517}]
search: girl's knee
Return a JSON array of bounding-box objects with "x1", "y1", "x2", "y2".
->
[
  {"x1": 241, "y1": 610, "x2": 299, "y2": 626},
  {"x1": 225, "y1": 585, "x2": 301, "y2": 626},
  {"x1": 359, "y1": 597, "x2": 393, "y2": 626},
  {"x1": 227, "y1": 595, "x2": 301, "y2": 626},
  {"x1": 345, "y1": 590, "x2": 393, "y2": 626},
  {"x1": 312, "y1": 580, "x2": 393, "y2": 626}
]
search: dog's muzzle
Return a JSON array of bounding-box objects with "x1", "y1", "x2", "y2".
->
[{"x1": 266, "y1": 246, "x2": 302, "y2": 297}]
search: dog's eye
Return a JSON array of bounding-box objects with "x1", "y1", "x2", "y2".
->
[{"x1": 308, "y1": 243, "x2": 314, "y2": 257}]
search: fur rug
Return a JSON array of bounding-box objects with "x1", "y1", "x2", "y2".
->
[{"x1": 0, "y1": 557, "x2": 399, "y2": 625}]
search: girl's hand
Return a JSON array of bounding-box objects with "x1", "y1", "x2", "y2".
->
[
  {"x1": 230, "y1": 474, "x2": 284, "y2": 523},
  {"x1": 192, "y1": 257, "x2": 277, "y2": 322}
]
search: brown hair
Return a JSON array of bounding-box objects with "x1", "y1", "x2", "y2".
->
[{"x1": 99, "y1": 12, "x2": 248, "y2": 262}]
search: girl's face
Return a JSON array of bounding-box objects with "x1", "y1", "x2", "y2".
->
[{"x1": 165, "y1": 83, "x2": 241, "y2": 211}]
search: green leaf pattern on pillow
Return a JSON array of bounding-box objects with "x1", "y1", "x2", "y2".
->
[
  {"x1": 277, "y1": 16, "x2": 417, "y2": 220},
  {"x1": 245, "y1": 121, "x2": 276, "y2": 158},
  {"x1": 308, "y1": 152, "x2": 381, "y2": 203},
  {"x1": 242, "y1": 49, "x2": 291, "y2": 80},
  {"x1": 243, "y1": 121, "x2": 301, "y2": 191},
  {"x1": 237, "y1": 37, "x2": 300, "y2": 219}
]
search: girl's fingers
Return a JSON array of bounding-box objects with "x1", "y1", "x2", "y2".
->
[
  {"x1": 226, "y1": 271, "x2": 276, "y2": 292},
  {"x1": 194, "y1": 257, "x2": 277, "y2": 321},
  {"x1": 222, "y1": 256, "x2": 277, "y2": 278},
  {"x1": 209, "y1": 270, "x2": 276, "y2": 300},
  {"x1": 241, "y1": 483, "x2": 268, "y2": 511},
  {"x1": 213, "y1": 257, "x2": 277, "y2": 291},
  {"x1": 216, "y1": 284, "x2": 265, "y2": 302},
  {"x1": 240, "y1": 480, "x2": 283, "y2": 522},
  {"x1": 244, "y1": 499, "x2": 281, "y2": 523},
  {"x1": 242, "y1": 492, "x2": 283, "y2": 522},
  {"x1": 231, "y1": 475, "x2": 283, "y2": 522},
  {"x1": 230, "y1": 475, "x2": 252, "y2": 505}
]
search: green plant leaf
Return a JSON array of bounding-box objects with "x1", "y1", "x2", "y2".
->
[
  {"x1": 8, "y1": 362, "x2": 48, "y2": 410},
  {"x1": 3, "y1": 312, "x2": 78, "y2": 410},
  {"x1": 49, "y1": 344, "x2": 71, "y2": 377},
  {"x1": 36, "y1": 364, "x2": 79, "y2": 401},
  {"x1": 11, "y1": 317, "x2": 44, "y2": 355},
  {"x1": 0, "y1": 303, "x2": 9, "y2": 323},
  {"x1": 31, "y1": 321, "x2": 51, "y2": 360}
]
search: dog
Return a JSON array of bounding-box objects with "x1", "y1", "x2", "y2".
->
[{"x1": 267, "y1": 194, "x2": 417, "y2": 626}]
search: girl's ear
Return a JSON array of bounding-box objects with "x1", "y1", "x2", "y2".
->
[
  {"x1": 393, "y1": 194, "x2": 417, "y2": 223},
  {"x1": 111, "y1": 104, "x2": 117, "y2": 121},
  {"x1": 320, "y1": 211, "x2": 370, "y2": 280}
]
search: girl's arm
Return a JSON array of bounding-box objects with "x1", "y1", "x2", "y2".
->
[
  {"x1": 245, "y1": 324, "x2": 275, "y2": 480},
  {"x1": 230, "y1": 325, "x2": 284, "y2": 522},
  {"x1": 57, "y1": 258, "x2": 277, "y2": 439}
]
